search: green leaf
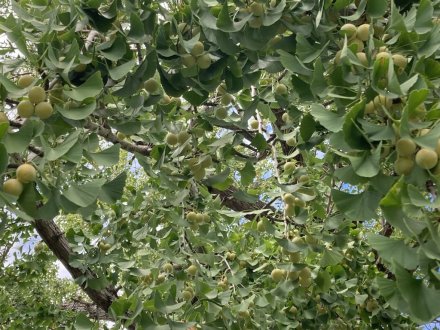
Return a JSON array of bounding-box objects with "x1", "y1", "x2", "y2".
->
[
  {"x1": 0, "y1": 143, "x2": 8, "y2": 174},
  {"x1": 108, "y1": 59, "x2": 136, "y2": 81},
  {"x1": 0, "y1": 122, "x2": 9, "y2": 141},
  {"x1": 343, "y1": 100, "x2": 370, "y2": 150},
  {"x1": 99, "y1": 172, "x2": 127, "y2": 204},
  {"x1": 375, "y1": 277, "x2": 406, "y2": 311},
  {"x1": 418, "y1": 24, "x2": 440, "y2": 58},
  {"x1": 204, "y1": 168, "x2": 231, "y2": 187},
  {"x1": 3, "y1": 119, "x2": 35, "y2": 154},
  {"x1": 300, "y1": 114, "x2": 316, "y2": 142},
  {"x1": 341, "y1": 0, "x2": 366, "y2": 20},
  {"x1": 277, "y1": 50, "x2": 312, "y2": 76},
  {"x1": 263, "y1": 0, "x2": 285, "y2": 25},
  {"x1": 117, "y1": 260, "x2": 136, "y2": 270},
  {"x1": 109, "y1": 120, "x2": 141, "y2": 135},
  {"x1": 87, "y1": 144, "x2": 120, "y2": 167},
  {"x1": 64, "y1": 72, "x2": 103, "y2": 101},
  {"x1": 183, "y1": 89, "x2": 209, "y2": 106},
  {"x1": 17, "y1": 184, "x2": 40, "y2": 218},
  {"x1": 74, "y1": 313, "x2": 94, "y2": 330},
  {"x1": 231, "y1": 190, "x2": 259, "y2": 203},
  {"x1": 366, "y1": 0, "x2": 387, "y2": 18},
  {"x1": 98, "y1": 34, "x2": 128, "y2": 61},
  {"x1": 56, "y1": 99, "x2": 96, "y2": 120},
  {"x1": 276, "y1": 237, "x2": 307, "y2": 252},
  {"x1": 3, "y1": 16, "x2": 30, "y2": 58},
  {"x1": 110, "y1": 298, "x2": 131, "y2": 318},
  {"x1": 310, "y1": 104, "x2": 344, "y2": 132},
  {"x1": 213, "y1": 30, "x2": 241, "y2": 55},
  {"x1": 113, "y1": 51, "x2": 157, "y2": 97},
  {"x1": 43, "y1": 130, "x2": 81, "y2": 161},
  {"x1": 375, "y1": 277, "x2": 397, "y2": 300},
  {"x1": 400, "y1": 89, "x2": 428, "y2": 137},
  {"x1": 295, "y1": 35, "x2": 329, "y2": 64},
  {"x1": 414, "y1": 0, "x2": 433, "y2": 33},
  {"x1": 414, "y1": 124, "x2": 440, "y2": 150},
  {"x1": 360, "y1": 120, "x2": 395, "y2": 141},
  {"x1": 290, "y1": 75, "x2": 314, "y2": 101},
  {"x1": 159, "y1": 301, "x2": 187, "y2": 314},
  {"x1": 406, "y1": 184, "x2": 434, "y2": 207},
  {"x1": 380, "y1": 178, "x2": 427, "y2": 237},
  {"x1": 355, "y1": 294, "x2": 368, "y2": 305},
  {"x1": 159, "y1": 66, "x2": 188, "y2": 98},
  {"x1": 257, "y1": 102, "x2": 277, "y2": 123},
  {"x1": 209, "y1": 132, "x2": 235, "y2": 147},
  {"x1": 86, "y1": 276, "x2": 110, "y2": 291},
  {"x1": 347, "y1": 146, "x2": 381, "y2": 178},
  {"x1": 389, "y1": 2, "x2": 407, "y2": 32},
  {"x1": 332, "y1": 188, "x2": 381, "y2": 220},
  {"x1": 251, "y1": 133, "x2": 268, "y2": 151},
  {"x1": 128, "y1": 13, "x2": 146, "y2": 42},
  {"x1": 367, "y1": 234, "x2": 418, "y2": 270},
  {"x1": 371, "y1": 56, "x2": 390, "y2": 92},
  {"x1": 0, "y1": 74, "x2": 28, "y2": 98},
  {"x1": 82, "y1": 7, "x2": 115, "y2": 33},
  {"x1": 218, "y1": 208, "x2": 270, "y2": 218},
  {"x1": 316, "y1": 270, "x2": 331, "y2": 292},
  {"x1": 395, "y1": 262, "x2": 440, "y2": 323},
  {"x1": 311, "y1": 58, "x2": 328, "y2": 98},
  {"x1": 320, "y1": 249, "x2": 343, "y2": 267},
  {"x1": 37, "y1": 196, "x2": 60, "y2": 219},
  {"x1": 240, "y1": 161, "x2": 256, "y2": 186},
  {"x1": 216, "y1": 2, "x2": 250, "y2": 32},
  {"x1": 63, "y1": 180, "x2": 104, "y2": 207}
]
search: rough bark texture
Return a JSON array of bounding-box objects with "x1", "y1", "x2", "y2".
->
[
  {"x1": 61, "y1": 299, "x2": 110, "y2": 320},
  {"x1": 375, "y1": 221, "x2": 395, "y2": 279},
  {"x1": 84, "y1": 120, "x2": 151, "y2": 156},
  {"x1": 212, "y1": 187, "x2": 266, "y2": 215},
  {"x1": 34, "y1": 219, "x2": 119, "y2": 312},
  {"x1": 210, "y1": 186, "x2": 281, "y2": 222}
]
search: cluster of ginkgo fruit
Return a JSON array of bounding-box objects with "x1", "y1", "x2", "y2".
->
[
  {"x1": 186, "y1": 210, "x2": 210, "y2": 225},
  {"x1": 186, "y1": 155, "x2": 213, "y2": 181},
  {"x1": 394, "y1": 137, "x2": 440, "y2": 176},
  {"x1": 16, "y1": 75, "x2": 54, "y2": 120},
  {"x1": 332, "y1": 23, "x2": 440, "y2": 179},
  {"x1": 270, "y1": 265, "x2": 312, "y2": 288},
  {"x1": 282, "y1": 192, "x2": 306, "y2": 217},
  {"x1": 337, "y1": 23, "x2": 406, "y2": 64},
  {"x1": 3, "y1": 163, "x2": 37, "y2": 197},
  {"x1": 180, "y1": 41, "x2": 212, "y2": 70},
  {"x1": 335, "y1": 24, "x2": 411, "y2": 121}
]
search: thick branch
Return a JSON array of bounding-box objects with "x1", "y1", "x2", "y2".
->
[
  {"x1": 210, "y1": 186, "x2": 282, "y2": 222},
  {"x1": 84, "y1": 120, "x2": 151, "y2": 156},
  {"x1": 374, "y1": 221, "x2": 395, "y2": 279},
  {"x1": 28, "y1": 144, "x2": 44, "y2": 157},
  {"x1": 61, "y1": 299, "x2": 110, "y2": 320},
  {"x1": 212, "y1": 186, "x2": 267, "y2": 218},
  {"x1": 34, "y1": 219, "x2": 119, "y2": 312}
]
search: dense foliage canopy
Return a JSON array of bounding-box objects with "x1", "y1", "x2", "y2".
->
[{"x1": 1, "y1": 0, "x2": 440, "y2": 328}]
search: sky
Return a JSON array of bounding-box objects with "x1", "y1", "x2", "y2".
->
[{"x1": 5, "y1": 235, "x2": 71, "y2": 279}]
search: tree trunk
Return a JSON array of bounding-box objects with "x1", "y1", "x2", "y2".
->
[{"x1": 34, "y1": 219, "x2": 118, "y2": 312}]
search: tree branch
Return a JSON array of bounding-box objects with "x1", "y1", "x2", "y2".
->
[
  {"x1": 374, "y1": 221, "x2": 395, "y2": 279},
  {"x1": 84, "y1": 120, "x2": 151, "y2": 156},
  {"x1": 34, "y1": 219, "x2": 119, "y2": 314},
  {"x1": 60, "y1": 299, "x2": 111, "y2": 320}
]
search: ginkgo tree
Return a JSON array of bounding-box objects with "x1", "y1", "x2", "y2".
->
[{"x1": 0, "y1": 0, "x2": 440, "y2": 328}]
